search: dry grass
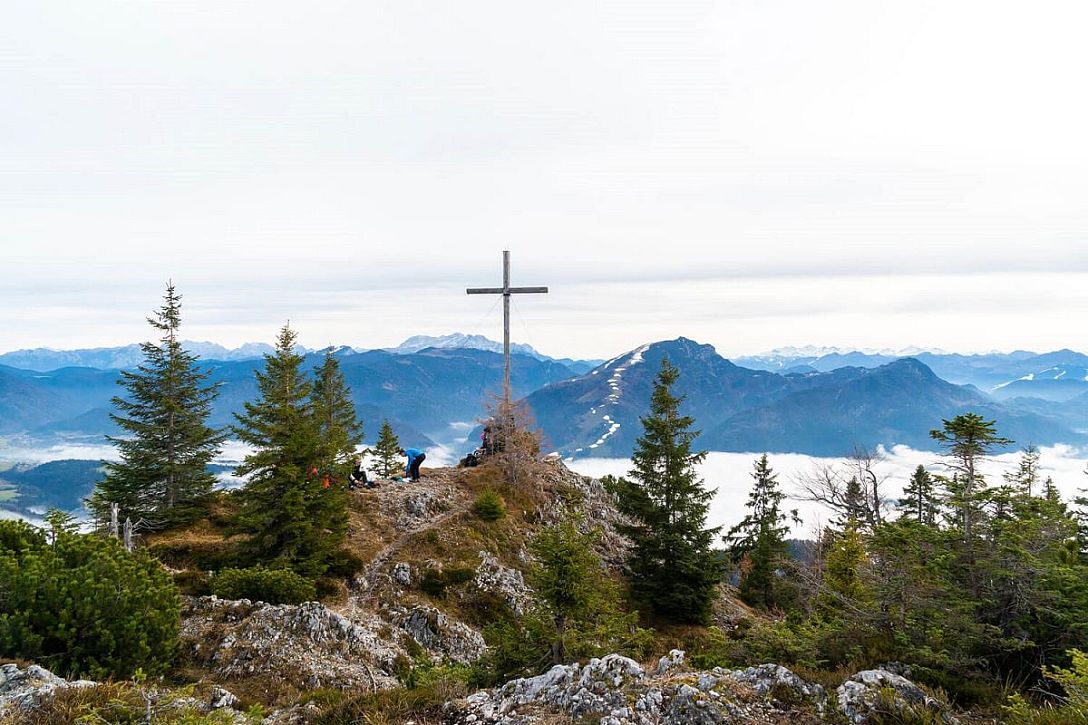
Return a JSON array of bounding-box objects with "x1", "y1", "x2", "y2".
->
[
  {"x1": 311, "y1": 677, "x2": 469, "y2": 725},
  {"x1": 0, "y1": 681, "x2": 257, "y2": 725}
]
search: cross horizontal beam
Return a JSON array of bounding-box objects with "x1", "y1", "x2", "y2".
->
[{"x1": 466, "y1": 286, "x2": 549, "y2": 295}]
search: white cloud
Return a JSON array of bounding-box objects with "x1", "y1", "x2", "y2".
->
[{"x1": 568, "y1": 445, "x2": 1088, "y2": 537}]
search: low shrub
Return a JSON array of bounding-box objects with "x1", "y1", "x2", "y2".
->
[
  {"x1": 419, "y1": 566, "x2": 475, "y2": 598},
  {"x1": 211, "y1": 565, "x2": 316, "y2": 605},
  {"x1": 472, "y1": 489, "x2": 506, "y2": 521},
  {"x1": 173, "y1": 569, "x2": 212, "y2": 596},
  {"x1": 324, "y1": 547, "x2": 366, "y2": 578},
  {"x1": 0, "y1": 520, "x2": 180, "y2": 679},
  {"x1": 1003, "y1": 649, "x2": 1088, "y2": 724}
]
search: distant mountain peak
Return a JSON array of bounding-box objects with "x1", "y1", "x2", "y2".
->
[
  {"x1": 387, "y1": 333, "x2": 544, "y2": 359},
  {"x1": 756, "y1": 344, "x2": 949, "y2": 358}
]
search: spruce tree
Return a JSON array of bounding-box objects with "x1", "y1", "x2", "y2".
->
[
  {"x1": 307, "y1": 350, "x2": 359, "y2": 564},
  {"x1": 1004, "y1": 445, "x2": 1042, "y2": 497},
  {"x1": 90, "y1": 283, "x2": 223, "y2": 526},
  {"x1": 310, "y1": 351, "x2": 363, "y2": 470},
  {"x1": 613, "y1": 358, "x2": 722, "y2": 624},
  {"x1": 818, "y1": 520, "x2": 868, "y2": 617},
  {"x1": 726, "y1": 454, "x2": 795, "y2": 609},
  {"x1": 370, "y1": 420, "x2": 402, "y2": 478},
  {"x1": 899, "y1": 465, "x2": 939, "y2": 525},
  {"x1": 930, "y1": 412, "x2": 1012, "y2": 543},
  {"x1": 831, "y1": 475, "x2": 867, "y2": 531},
  {"x1": 530, "y1": 519, "x2": 607, "y2": 665},
  {"x1": 233, "y1": 325, "x2": 343, "y2": 576}
]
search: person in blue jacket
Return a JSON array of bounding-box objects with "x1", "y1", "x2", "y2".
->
[{"x1": 400, "y1": 447, "x2": 426, "y2": 482}]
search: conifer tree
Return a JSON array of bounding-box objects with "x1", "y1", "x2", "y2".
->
[
  {"x1": 613, "y1": 358, "x2": 722, "y2": 624},
  {"x1": 233, "y1": 325, "x2": 343, "y2": 575},
  {"x1": 370, "y1": 420, "x2": 402, "y2": 478},
  {"x1": 727, "y1": 454, "x2": 796, "y2": 609},
  {"x1": 818, "y1": 520, "x2": 868, "y2": 617},
  {"x1": 899, "y1": 465, "x2": 939, "y2": 525},
  {"x1": 530, "y1": 519, "x2": 607, "y2": 665},
  {"x1": 930, "y1": 413, "x2": 1012, "y2": 543},
  {"x1": 90, "y1": 283, "x2": 223, "y2": 526},
  {"x1": 310, "y1": 351, "x2": 363, "y2": 470},
  {"x1": 1004, "y1": 445, "x2": 1042, "y2": 497},
  {"x1": 830, "y1": 475, "x2": 867, "y2": 531}
]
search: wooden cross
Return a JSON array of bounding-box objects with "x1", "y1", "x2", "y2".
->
[{"x1": 467, "y1": 250, "x2": 548, "y2": 405}]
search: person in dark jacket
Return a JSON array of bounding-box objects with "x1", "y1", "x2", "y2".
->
[
  {"x1": 400, "y1": 447, "x2": 426, "y2": 482},
  {"x1": 349, "y1": 456, "x2": 370, "y2": 490}
]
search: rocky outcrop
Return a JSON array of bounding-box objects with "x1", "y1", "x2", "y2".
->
[
  {"x1": 0, "y1": 664, "x2": 95, "y2": 716},
  {"x1": 473, "y1": 551, "x2": 532, "y2": 615},
  {"x1": 180, "y1": 596, "x2": 405, "y2": 691},
  {"x1": 446, "y1": 652, "x2": 830, "y2": 724},
  {"x1": 379, "y1": 478, "x2": 461, "y2": 532},
  {"x1": 394, "y1": 604, "x2": 488, "y2": 664},
  {"x1": 837, "y1": 669, "x2": 959, "y2": 724},
  {"x1": 537, "y1": 459, "x2": 633, "y2": 567},
  {"x1": 393, "y1": 561, "x2": 413, "y2": 586}
]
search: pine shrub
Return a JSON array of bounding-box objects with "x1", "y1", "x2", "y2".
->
[
  {"x1": 472, "y1": 489, "x2": 506, "y2": 521},
  {"x1": 212, "y1": 565, "x2": 317, "y2": 604},
  {"x1": 0, "y1": 520, "x2": 181, "y2": 678}
]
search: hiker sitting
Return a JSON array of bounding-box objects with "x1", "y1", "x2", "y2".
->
[
  {"x1": 460, "y1": 448, "x2": 483, "y2": 468},
  {"x1": 401, "y1": 447, "x2": 426, "y2": 482},
  {"x1": 349, "y1": 456, "x2": 371, "y2": 490}
]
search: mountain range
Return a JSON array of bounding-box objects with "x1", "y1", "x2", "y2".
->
[
  {"x1": 736, "y1": 347, "x2": 1088, "y2": 402},
  {"x1": 524, "y1": 338, "x2": 1081, "y2": 457},
  {"x1": 0, "y1": 345, "x2": 579, "y2": 450},
  {"x1": 1, "y1": 336, "x2": 1084, "y2": 463},
  {"x1": 0, "y1": 333, "x2": 602, "y2": 376}
]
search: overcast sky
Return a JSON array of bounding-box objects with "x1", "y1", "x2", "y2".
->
[{"x1": 3, "y1": 1, "x2": 1088, "y2": 360}]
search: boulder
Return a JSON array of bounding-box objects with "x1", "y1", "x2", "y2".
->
[
  {"x1": 396, "y1": 604, "x2": 488, "y2": 664},
  {"x1": 393, "y1": 561, "x2": 413, "y2": 586},
  {"x1": 180, "y1": 596, "x2": 404, "y2": 691},
  {"x1": 0, "y1": 663, "x2": 95, "y2": 715},
  {"x1": 208, "y1": 685, "x2": 241, "y2": 710},
  {"x1": 725, "y1": 663, "x2": 826, "y2": 703},
  {"x1": 837, "y1": 669, "x2": 958, "y2": 724},
  {"x1": 473, "y1": 551, "x2": 532, "y2": 615}
]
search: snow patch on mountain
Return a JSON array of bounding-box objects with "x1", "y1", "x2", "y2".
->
[
  {"x1": 605, "y1": 344, "x2": 648, "y2": 405},
  {"x1": 588, "y1": 415, "x2": 622, "y2": 450}
]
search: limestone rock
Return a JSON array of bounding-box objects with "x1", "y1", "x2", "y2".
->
[
  {"x1": 837, "y1": 669, "x2": 958, "y2": 724},
  {"x1": 473, "y1": 551, "x2": 531, "y2": 615},
  {"x1": 180, "y1": 596, "x2": 404, "y2": 691},
  {"x1": 395, "y1": 604, "x2": 488, "y2": 664},
  {"x1": 393, "y1": 561, "x2": 413, "y2": 586},
  {"x1": 446, "y1": 651, "x2": 829, "y2": 724},
  {"x1": 0, "y1": 663, "x2": 95, "y2": 715},
  {"x1": 655, "y1": 649, "x2": 686, "y2": 675},
  {"x1": 209, "y1": 685, "x2": 241, "y2": 710},
  {"x1": 725, "y1": 663, "x2": 827, "y2": 702}
]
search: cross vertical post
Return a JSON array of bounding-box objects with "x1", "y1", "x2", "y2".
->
[{"x1": 467, "y1": 250, "x2": 548, "y2": 406}]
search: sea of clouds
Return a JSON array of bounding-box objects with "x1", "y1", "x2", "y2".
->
[
  {"x1": 3, "y1": 439, "x2": 1085, "y2": 537},
  {"x1": 567, "y1": 445, "x2": 1088, "y2": 537}
]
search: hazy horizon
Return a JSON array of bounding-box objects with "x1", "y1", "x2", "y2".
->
[{"x1": 2, "y1": 330, "x2": 1084, "y2": 364}]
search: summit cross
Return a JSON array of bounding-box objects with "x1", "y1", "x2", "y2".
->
[{"x1": 466, "y1": 250, "x2": 548, "y2": 405}]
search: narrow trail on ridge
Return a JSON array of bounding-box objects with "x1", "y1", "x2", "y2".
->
[{"x1": 338, "y1": 466, "x2": 474, "y2": 618}]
